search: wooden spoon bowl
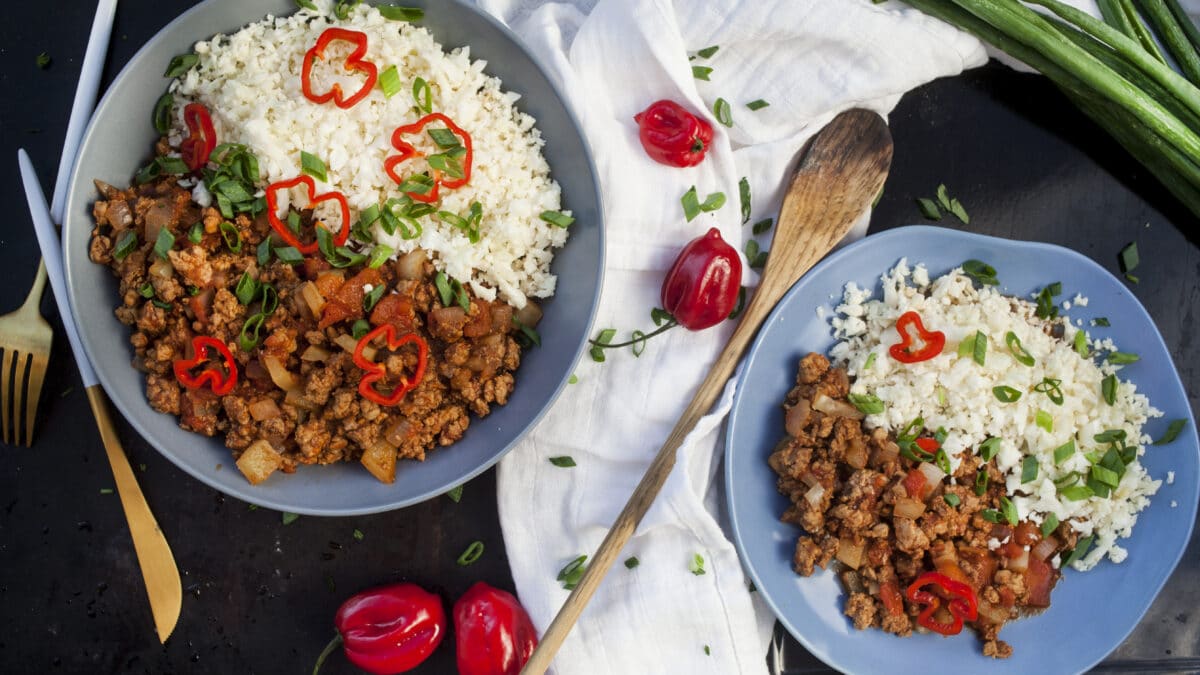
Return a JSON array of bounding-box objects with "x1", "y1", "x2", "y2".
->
[{"x1": 522, "y1": 108, "x2": 894, "y2": 673}]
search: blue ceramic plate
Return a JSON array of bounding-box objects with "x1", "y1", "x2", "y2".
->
[
  {"x1": 62, "y1": 0, "x2": 603, "y2": 515},
  {"x1": 726, "y1": 226, "x2": 1198, "y2": 674}
]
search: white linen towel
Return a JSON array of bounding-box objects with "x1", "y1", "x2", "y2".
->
[{"x1": 474, "y1": 0, "x2": 1165, "y2": 672}]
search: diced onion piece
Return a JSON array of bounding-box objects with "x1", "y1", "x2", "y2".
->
[
  {"x1": 395, "y1": 249, "x2": 427, "y2": 280},
  {"x1": 804, "y1": 484, "x2": 825, "y2": 506},
  {"x1": 812, "y1": 393, "x2": 864, "y2": 419},
  {"x1": 248, "y1": 398, "x2": 281, "y2": 421},
  {"x1": 261, "y1": 355, "x2": 301, "y2": 392},
  {"x1": 841, "y1": 570, "x2": 865, "y2": 594},
  {"x1": 784, "y1": 399, "x2": 811, "y2": 437},
  {"x1": 149, "y1": 257, "x2": 174, "y2": 279},
  {"x1": 385, "y1": 419, "x2": 411, "y2": 447},
  {"x1": 300, "y1": 281, "x2": 326, "y2": 317},
  {"x1": 361, "y1": 439, "x2": 397, "y2": 484},
  {"x1": 800, "y1": 471, "x2": 821, "y2": 489},
  {"x1": 977, "y1": 599, "x2": 1010, "y2": 624},
  {"x1": 836, "y1": 538, "x2": 865, "y2": 570},
  {"x1": 894, "y1": 497, "x2": 927, "y2": 519},
  {"x1": 917, "y1": 462, "x2": 947, "y2": 493},
  {"x1": 284, "y1": 389, "x2": 316, "y2": 410},
  {"x1": 301, "y1": 345, "x2": 331, "y2": 362},
  {"x1": 1007, "y1": 549, "x2": 1030, "y2": 572},
  {"x1": 236, "y1": 439, "x2": 282, "y2": 485},
  {"x1": 845, "y1": 437, "x2": 869, "y2": 469},
  {"x1": 514, "y1": 300, "x2": 543, "y2": 327},
  {"x1": 1032, "y1": 537, "x2": 1058, "y2": 561},
  {"x1": 335, "y1": 333, "x2": 376, "y2": 361}
]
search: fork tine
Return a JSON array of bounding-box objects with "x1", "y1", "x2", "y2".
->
[
  {"x1": 23, "y1": 353, "x2": 47, "y2": 447},
  {"x1": 11, "y1": 352, "x2": 28, "y2": 448},
  {"x1": 1, "y1": 349, "x2": 13, "y2": 445}
]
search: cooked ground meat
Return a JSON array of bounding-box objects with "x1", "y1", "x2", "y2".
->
[
  {"x1": 90, "y1": 176, "x2": 531, "y2": 484},
  {"x1": 770, "y1": 353, "x2": 1074, "y2": 658}
]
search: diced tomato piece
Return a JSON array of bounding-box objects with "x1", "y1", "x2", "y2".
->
[
  {"x1": 314, "y1": 271, "x2": 344, "y2": 298},
  {"x1": 1014, "y1": 521, "x2": 1040, "y2": 547},
  {"x1": 319, "y1": 269, "x2": 384, "y2": 329},
  {"x1": 957, "y1": 546, "x2": 998, "y2": 590},
  {"x1": 879, "y1": 580, "x2": 905, "y2": 617},
  {"x1": 1024, "y1": 556, "x2": 1056, "y2": 608},
  {"x1": 319, "y1": 299, "x2": 356, "y2": 329},
  {"x1": 997, "y1": 587, "x2": 1016, "y2": 608},
  {"x1": 188, "y1": 288, "x2": 214, "y2": 326},
  {"x1": 302, "y1": 256, "x2": 332, "y2": 278},
  {"x1": 902, "y1": 468, "x2": 929, "y2": 501},
  {"x1": 369, "y1": 293, "x2": 415, "y2": 333}
]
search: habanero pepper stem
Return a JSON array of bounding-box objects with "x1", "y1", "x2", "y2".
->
[
  {"x1": 889, "y1": 310, "x2": 946, "y2": 363},
  {"x1": 353, "y1": 324, "x2": 429, "y2": 407},
  {"x1": 172, "y1": 336, "x2": 238, "y2": 395},
  {"x1": 384, "y1": 112, "x2": 474, "y2": 203},
  {"x1": 265, "y1": 175, "x2": 350, "y2": 255},
  {"x1": 301, "y1": 28, "x2": 378, "y2": 109}
]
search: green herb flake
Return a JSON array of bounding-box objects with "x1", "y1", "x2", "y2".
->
[
  {"x1": 1040, "y1": 513, "x2": 1060, "y2": 538},
  {"x1": 164, "y1": 53, "x2": 199, "y2": 78},
  {"x1": 152, "y1": 93, "x2": 173, "y2": 135},
  {"x1": 1118, "y1": 241, "x2": 1139, "y2": 275},
  {"x1": 746, "y1": 99, "x2": 770, "y2": 111},
  {"x1": 704, "y1": 645, "x2": 711, "y2": 656},
  {"x1": 362, "y1": 284, "x2": 386, "y2": 313},
  {"x1": 457, "y1": 540, "x2": 485, "y2": 566},
  {"x1": 999, "y1": 496, "x2": 1018, "y2": 526},
  {"x1": 378, "y1": 65, "x2": 402, "y2": 98},
  {"x1": 1062, "y1": 535, "x2": 1094, "y2": 567},
  {"x1": 696, "y1": 45, "x2": 720, "y2": 58},
  {"x1": 568, "y1": 374, "x2": 579, "y2": 385},
  {"x1": 446, "y1": 484, "x2": 464, "y2": 503},
  {"x1": 1021, "y1": 456, "x2": 1040, "y2": 483},
  {"x1": 681, "y1": 186, "x2": 701, "y2": 222},
  {"x1": 727, "y1": 286, "x2": 747, "y2": 320},
  {"x1": 863, "y1": 352, "x2": 878, "y2": 371},
  {"x1": 936, "y1": 184, "x2": 951, "y2": 210},
  {"x1": 689, "y1": 553, "x2": 706, "y2": 576},
  {"x1": 699, "y1": 191, "x2": 725, "y2": 212},
  {"x1": 971, "y1": 330, "x2": 987, "y2": 365},
  {"x1": 738, "y1": 177, "x2": 751, "y2": 224},
  {"x1": 713, "y1": 98, "x2": 732, "y2": 127},
  {"x1": 1054, "y1": 439, "x2": 1076, "y2": 465},
  {"x1": 353, "y1": 529, "x2": 364, "y2": 541},
  {"x1": 993, "y1": 385, "x2": 1021, "y2": 403},
  {"x1": 281, "y1": 512, "x2": 300, "y2": 525},
  {"x1": 1074, "y1": 330, "x2": 1088, "y2": 357},
  {"x1": 691, "y1": 65, "x2": 713, "y2": 81},
  {"x1": 273, "y1": 246, "x2": 304, "y2": 265},
  {"x1": 847, "y1": 392, "x2": 885, "y2": 415},
  {"x1": 113, "y1": 231, "x2": 138, "y2": 260},
  {"x1": 412, "y1": 76, "x2": 433, "y2": 114},
  {"x1": 36, "y1": 52, "x2": 52, "y2": 69},
  {"x1": 974, "y1": 469, "x2": 990, "y2": 496},
  {"x1": 916, "y1": 198, "x2": 941, "y2": 220},
  {"x1": 943, "y1": 493, "x2": 961, "y2": 507},
  {"x1": 1153, "y1": 419, "x2": 1188, "y2": 445},
  {"x1": 1060, "y1": 485, "x2": 1094, "y2": 502},
  {"x1": 751, "y1": 218, "x2": 772, "y2": 235},
  {"x1": 948, "y1": 198, "x2": 969, "y2": 224},
  {"x1": 296, "y1": 0, "x2": 318, "y2": 9},
  {"x1": 540, "y1": 210, "x2": 575, "y2": 228},
  {"x1": 625, "y1": 556, "x2": 640, "y2": 569},
  {"x1": 377, "y1": 5, "x2": 424, "y2": 21},
  {"x1": 1101, "y1": 374, "x2": 1118, "y2": 405},
  {"x1": 153, "y1": 228, "x2": 175, "y2": 259},
  {"x1": 961, "y1": 259, "x2": 999, "y2": 286},
  {"x1": 549, "y1": 456, "x2": 576, "y2": 468},
  {"x1": 99, "y1": 488, "x2": 114, "y2": 495},
  {"x1": 257, "y1": 238, "x2": 272, "y2": 266},
  {"x1": 1036, "y1": 409, "x2": 1054, "y2": 432},
  {"x1": 1094, "y1": 317, "x2": 1111, "y2": 327},
  {"x1": 1003, "y1": 331, "x2": 1035, "y2": 367},
  {"x1": 557, "y1": 555, "x2": 588, "y2": 590},
  {"x1": 301, "y1": 151, "x2": 328, "y2": 183},
  {"x1": 1106, "y1": 351, "x2": 1140, "y2": 365}
]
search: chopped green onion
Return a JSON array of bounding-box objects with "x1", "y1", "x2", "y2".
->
[
  {"x1": 435, "y1": 272, "x2": 454, "y2": 307},
  {"x1": 1094, "y1": 317, "x2": 1111, "y2": 327},
  {"x1": 367, "y1": 245, "x2": 394, "y2": 269},
  {"x1": 847, "y1": 392, "x2": 885, "y2": 415},
  {"x1": 353, "y1": 529, "x2": 364, "y2": 541},
  {"x1": 1074, "y1": 329, "x2": 1089, "y2": 356},
  {"x1": 1034, "y1": 377, "x2": 1065, "y2": 405},
  {"x1": 363, "y1": 284, "x2": 386, "y2": 312},
  {"x1": 1106, "y1": 351, "x2": 1140, "y2": 365},
  {"x1": 1118, "y1": 241, "x2": 1139, "y2": 275},
  {"x1": 1102, "y1": 374, "x2": 1118, "y2": 405},
  {"x1": 681, "y1": 186, "x2": 701, "y2": 222},
  {"x1": 1040, "y1": 513, "x2": 1060, "y2": 537},
  {"x1": 590, "y1": 328, "x2": 616, "y2": 363},
  {"x1": 625, "y1": 556, "x2": 640, "y2": 569},
  {"x1": 187, "y1": 222, "x2": 203, "y2": 244},
  {"x1": 1091, "y1": 463, "x2": 1121, "y2": 488},
  {"x1": 696, "y1": 45, "x2": 720, "y2": 58},
  {"x1": 156, "y1": 156, "x2": 190, "y2": 175},
  {"x1": 150, "y1": 298, "x2": 172, "y2": 310},
  {"x1": 36, "y1": 52, "x2": 51, "y2": 69},
  {"x1": 999, "y1": 496, "x2": 1018, "y2": 525},
  {"x1": 153, "y1": 93, "x2": 173, "y2": 135},
  {"x1": 138, "y1": 283, "x2": 155, "y2": 299},
  {"x1": 445, "y1": 484, "x2": 463, "y2": 503},
  {"x1": 738, "y1": 177, "x2": 751, "y2": 224},
  {"x1": 1062, "y1": 535, "x2": 1094, "y2": 567},
  {"x1": 281, "y1": 512, "x2": 300, "y2": 525},
  {"x1": 260, "y1": 285, "x2": 278, "y2": 315},
  {"x1": 378, "y1": 5, "x2": 424, "y2": 21},
  {"x1": 934, "y1": 448, "x2": 951, "y2": 474},
  {"x1": 257, "y1": 238, "x2": 272, "y2": 266},
  {"x1": 333, "y1": 0, "x2": 360, "y2": 19},
  {"x1": 962, "y1": 259, "x2": 999, "y2": 286},
  {"x1": 351, "y1": 320, "x2": 371, "y2": 340},
  {"x1": 557, "y1": 555, "x2": 587, "y2": 590},
  {"x1": 1053, "y1": 439, "x2": 1076, "y2": 465},
  {"x1": 863, "y1": 352, "x2": 878, "y2": 371},
  {"x1": 970, "y1": 330, "x2": 987, "y2": 365},
  {"x1": 978, "y1": 437, "x2": 1001, "y2": 461},
  {"x1": 948, "y1": 198, "x2": 969, "y2": 224},
  {"x1": 981, "y1": 508, "x2": 1002, "y2": 523},
  {"x1": 916, "y1": 198, "x2": 942, "y2": 220},
  {"x1": 1094, "y1": 429, "x2": 1127, "y2": 444},
  {"x1": 1035, "y1": 283, "x2": 1061, "y2": 320},
  {"x1": 630, "y1": 330, "x2": 647, "y2": 357},
  {"x1": 113, "y1": 231, "x2": 138, "y2": 260},
  {"x1": 974, "y1": 469, "x2": 990, "y2": 496},
  {"x1": 568, "y1": 374, "x2": 579, "y2": 384},
  {"x1": 752, "y1": 218, "x2": 773, "y2": 234},
  {"x1": 746, "y1": 99, "x2": 770, "y2": 111},
  {"x1": 164, "y1": 53, "x2": 199, "y2": 78},
  {"x1": 153, "y1": 228, "x2": 175, "y2": 259},
  {"x1": 943, "y1": 493, "x2": 962, "y2": 507},
  {"x1": 273, "y1": 246, "x2": 304, "y2": 265},
  {"x1": 513, "y1": 318, "x2": 541, "y2": 348},
  {"x1": 936, "y1": 184, "x2": 951, "y2": 210},
  {"x1": 1060, "y1": 485, "x2": 1094, "y2": 501},
  {"x1": 727, "y1": 286, "x2": 747, "y2": 320},
  {"x1": 1022, "y1": 456, "x2": 1040, "y2": 483},
  {"x1": 456, "y1": 541, "x2": 484, "y2": 566},
  {"x1": 539, "y1": 210, "x2": 574, "y2": 229},
  {"x1": 700, "y1": 191, "x2": 725, "y2": 212},
  {"x1": 1036, "y1": 409, "x2": 1054, "y2": 432},
  {"x1": 689, "y1": 553, "x2": 706, "y2": 576},
  {"x1": 993, "y1": 385, "x2": 1022, "y2": 403},
  {"x1": 427, "y1": 128, "x2": 461, "y2": 148},
  {"x1": 692, "y1": 65, "x2": 713, "y2": 81},
  {"x1": 1153, "y1": 419, "x2": 1188, "y2": 445},
  {"x1": 412, "y1": 76, "x2": 432, "y2": 114},
  {"x1": 238, "y1": 313, "x2": 267, "y2": 351},
  {"x1": 379, "y1": 65, "x2": 402, "y2": 98},
  {"x1": 1004, "y1": 331, "x2": 1035, "y2": 366},
  {"x1": 301, "y1": 151, "x2": 328, "y2": 183},
  {"x1": 219, "y1": 221, "x2": 242, "y2": 252},
  {"x1": 235, "y1": 272, "x2": 259, "y2": 305},
  {"x1": 427, "y1": 152, "x2": 465, "y2": 179},
  {"x1": 296, "y1": 0, "x2": 318, "y2": 9},
  {"x1": 549, "y1": 456, "x2": 576, "y2": 468},
  {"x1": 713, "y1": 98, "x2": 732, "y2": 127}
]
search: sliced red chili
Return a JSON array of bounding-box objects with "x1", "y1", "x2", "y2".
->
[
  {"x1": 353, "y1": 325, "x2": 428, "y2": 407},
  {"x1": 180, "y1": 103, "x2": 217, "y2": 171},
  {"x1": 301, "y1": 28, "x2": 378, "y2": 109},
  {"x1": 384, "y1": 112, "x2": 473, "y2": 203},
  {"x1": 889, "y1": 311, "x2": 945, "y2": 363},
  {"x1": 173, "y1": 336, "x2": 238, "y2": 396},
  {"x1": 905, "y1": 571, "x2": 978, "y2": 636},
  {"x1": 265, "y1": 175, "x2": 350, "y2": 255}
]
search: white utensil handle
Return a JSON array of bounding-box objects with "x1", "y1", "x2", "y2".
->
[
  {"x1": 19, "y1": 150, "x2": 99, "y2": 388},
  {"x1": 50, "y1": 0, "x2": 119, "y2": 224}
]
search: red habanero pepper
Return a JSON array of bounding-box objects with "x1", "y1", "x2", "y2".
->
[
  {"x1": 889, "y1": 310, "x2": 946, "y2": 363},
  {"x1": 661, "y1": 227, "x2": 742, "y2": 330},
  {"x1": 905, "y1": 571, "x2": 979, "y2": 636},
  {"x1": 634, "y1": 100, "x2": 714, "y2": 167},
  {"x1": 313, "y1": 582, "x2": 446, "y2": 675},
  {"x1": 384, "y1": 113, "x2": 473, "y2": 203},
  {"x1": 353, "y1": 324, "x2": 428, "y2": 406},
  {"x1": 180, "y1": 103, "x2": 217, "y2": 171},
  {"x1": 301, "y1": 28, "x2": 378, "y2": 109},
  {"x1": 172, "y1": 336, "x2": 238, "y2": 396},
  {"x1": 453, "y1": 582, "x2": 538, "y2": 675},
  {"x1": 265, "y1": 175, "x2": 350, "y2": 255}
]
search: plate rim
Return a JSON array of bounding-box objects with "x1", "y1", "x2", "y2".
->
[
  {"x1": 725, "y1": 224, "x2": 1199, "y2": 674},
  {"x1": 61, "y1": 0, "x2": 606, "y2": 515}
]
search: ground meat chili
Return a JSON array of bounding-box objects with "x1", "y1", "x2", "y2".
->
[
  {"x1": 769, "y1": 353, "x2": 1079, "y2": 658},
  {"x1": 89, "y1": 175, "x2": 524, "y2": 485}
]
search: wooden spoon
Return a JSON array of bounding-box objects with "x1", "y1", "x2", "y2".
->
[{"x1": 521, "y1": 108, "x2": 894, "y2": 674}]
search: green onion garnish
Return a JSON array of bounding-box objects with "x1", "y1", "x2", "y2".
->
[
  {"x1": 944, "y1": 493, "x2": 962, "y2": 507},
  {"x1": 713, "y1": 98, "x2": 732, "y2": 127},
  {"x1": 153, "y1": 228, "x2": 175, "y2": 259},
  {"x1": 1106, "y1": 351, "x2": 1140, "y2": 365},
  {"x1": 751, "y1": 218, "x2": 772, "y2": 234},
  {"x1": 1094, "y1": 317, "x2": 1111, "y2": 327},
  {"x1": 993, "y1": 385, "x2": 1022, "y2": 403},
  {"x1": 1101, "y1": 374, "x2": 1118, "y2": 405},
  {"x1": 863, "y1": 352, "x2": 878, "y2": 370},
  {"x1": 1062, "y1": 535, "x2": 1094, "y2": 567},
  {"x1": 974, "y1": 469, "x2": 989, "y2": 496},
  {"x1": 1118, "y1": 241, "x2": 1139, "y2": 276},
  {"x1": 1090, "y1": 463, "x2": 1121, "y2": 488},
  {"x1": 456, "y1": 541, "x2": 484, "y2": 566},
  {"x1": 1053, "y1": 439, "x2": 1076, "y2": 465},
  {"x1": 746, "y1": 99, "x2": 770, "y2": 111},
  {"x1": 379, "y1": 65, "x2": 402, "y2": 98},
  {"x1": 1040, "y1": 513, "x2": 1060, "y2": 537},
  {"x1": 152, "y1": 93, "x2": 173, "y2": 135},
  {"x1": 590, "y1": 328, "x2": 616, "y2": 362},
  {"x1": 1034, "y1": 377, "x2": 1065, "y2": 405},
  {"x1": 513, "y1": 318, "x2": 541, "y2": 348},
  {"x1": 692, "y1": 65, "x2": 713, "y2": 81},
  {"x1": 738, "y1": 177, "x2": 751, "y2": 224},
  {"x1": 281, "y1": 512, "x2": 299, "y2": 525},
  {"x1": 549, "y1": 456, "x2": 576, "y2": 468},
  {"x1": 971, "y1": 330, "x2": 987, "y2": 365},
  {"x1": 445, "y1": 484, "x2": 463, "y2": 503},
  {"x1": 138, "y1": 283, "x2": 155, "y2": 299},
  {"x1": 156, "y1": 156, "x2": 190, "y2": 175},
  {"x1": 434, "y1": 272, "x2": 454, "y2": 307},
  {"x1": 1059, "y1": 485, "x2": 1094, "y2": 501},
  {"x1": 689, "y1": 553, "x2": 706, "y2": 576},
  {"x1": 238, "y1": 313, "x2": 266, "y2": 351},
  {"x1": 981, "y1": 508, "x2": 1002, "y2": 523},
  {"x1": 1153, "y1": 419, "x2": 1188, "y2": 445},
  {"x1": 296, "y1": 0, "x2": 318, "y2": 9},
  {"x1": 425, "y1": 128, "x2": 459, "y2": 149},
  {"x1": 1004, "y1": 331, "x2": 1035, "y2": 366},
  {"x1": 235, "y1": 272, "x2": 259, "y2": 305},
  {"x1": 301, "y1": 151, "x2": 327, "y2": 183},
  {"x1": 978, "y1": 437, "x2": 1001, "y2": 461},
  {"x1": 625, "y1": 556, "x2": 640, "y2": 569},
  {"x1": 378, "y1": 5, "x2": 424, "y2": 21},
  {"x1": 113, "y1": 231, "x2": 138, "y2": 260},
  {"x1": 351, "y1": 320, "x2": 371, "y2": 340},
  {"x1": 273, "y1": 246, "x2": 304, "y2": 265},
  {"x1": 696, "y1": 45, "x2": 720, "y2": 58},
  {"x1": 681, "y1": 186, "x2": 701, "y2": 222},
  {"x1": 164, "y1": 53, "x2": 199, "y2": 78},
  {"x1": 916, "y1": 198, "x2": 942, "y2": 220},
  {"x1": 847, "y1": 392, "x2": 885, "y2": 415},
  {"x1": 1034, "y1": 282, "x2": 1061, "y2": 320},
  {"x1": 367, "y1": 245, "x2": 394, "y2": 269},
  {"x1": 540, "y1": 210, "x2": 575, "y2": 228},
  {"x1": 219, "y1": 221, "x2": 242, "y2": 252},
  {"x1": 256, "y1": 238, "x2": 272, "y2": 266},
  {"x1": 412, "y1": 76, "x2": 433, "y2": 114},
  {"x1": 962, "y1": 259, "x2": 999, "y2": 286},
  {"x1": 36, "y1": 52, "x2": 51, "y2": 69},
  {"x1": 427, "y1": 152, "x2": 465, "y2": 179},
  {"x1": 700, "y1": 191, "x2": 725, "y2": 212},
  {"x1": 362, "y1": 284, "x2": 386, "y2": 312},
  {"x1": 999, "y1": 496, "x2": 1018, "y2": 525},
  {"x1": 1036, "y1": 409, "x2": 1054, "y2": 432},
  {"x1": 557, "y1": 555, "x2": 587, "y2": 590},
  {"x1": 187, "y1": 222, "x2": 203, "y2": 244},
  {"x1": 1021, "y1": 456, "x2": 1040, "y2": 483},
  {"x1": 1074, "y1": 330, "x2": 1088, "y2": 356}
]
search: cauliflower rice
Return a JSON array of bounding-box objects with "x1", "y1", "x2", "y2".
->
[
  {"x1": 167, "y1": 0, "x2": 567, "y2": 307},
  {"x1": 830, "y1": 259, "x2": 1162, "y2": 571}
]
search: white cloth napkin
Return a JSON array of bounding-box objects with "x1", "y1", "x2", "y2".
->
[{"x1": 470, "y1": 0, "x2": 1145, "y2": 673}]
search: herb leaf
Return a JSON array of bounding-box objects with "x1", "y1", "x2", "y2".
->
[
  {"x1": 916, "y1": 198, "x2": 942, "y2": 220},
  {"x1": 696, "y1": 45, "x2": 720, "y2": 58},
  {"x1": 625, "y1": 556, "x2": 640, "y2": 569}
]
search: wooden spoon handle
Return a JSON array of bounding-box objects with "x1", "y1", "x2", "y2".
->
[{"x1": 522, "y1": 109, "x2": 893, "y2": 674}]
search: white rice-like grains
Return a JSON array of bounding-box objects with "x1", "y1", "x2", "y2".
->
[
  {"x1": 168, "y1": 1, "x2": 566, "y2": 307},
  {"x1": 829, "y1": 260, "x2": 1162, "y2": 571}
]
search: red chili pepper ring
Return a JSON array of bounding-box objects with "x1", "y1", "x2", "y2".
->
[
  {"x1": 384, "y1": 112, "x2": 474, "y2": 203},
  {"x1": 889, "y1": 310, "x2": 946, "y2": 363},
  {"x1": 173, "y1": 336, "x2": 238, "y2": 395},
  {"x1": 265, "y1": 175, "x2": 351, "y2": 255},
  {"x1": 353, "y1": 325, "x2": 429, "y2": 407},
  {"x1": 301, "y1": 28, "x2": 378, "y2": 109},
  {"x1": 905, "y1": 571, "x2": 979, "y2": 636}
]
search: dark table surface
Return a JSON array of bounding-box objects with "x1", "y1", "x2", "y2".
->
[{"x1": 1, "y1": 3, "x2": 1197, "y2": 674}]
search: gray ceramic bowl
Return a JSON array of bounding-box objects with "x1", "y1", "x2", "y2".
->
[{"x1": 62, "y1": 0, "x2": 603, "y2": 515}]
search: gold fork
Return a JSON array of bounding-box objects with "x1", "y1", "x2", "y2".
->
[{"x1": 0, "y1": 261, "x2": 52, "y2": 446}]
